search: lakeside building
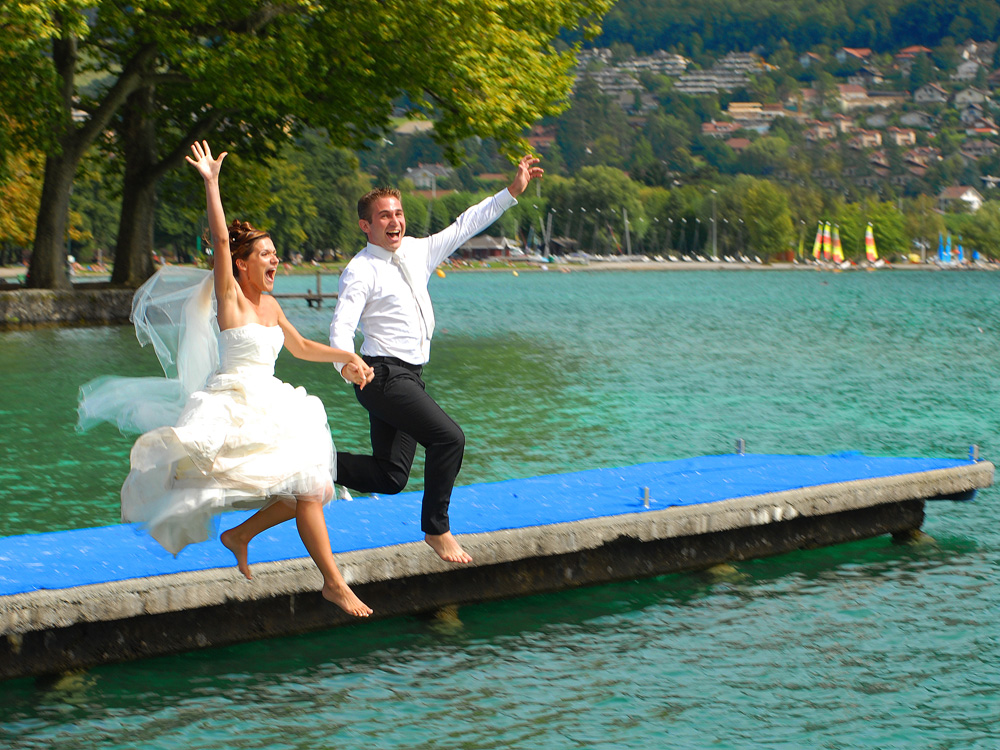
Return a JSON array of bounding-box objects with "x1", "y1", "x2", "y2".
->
[{"x1": 456, "y1": 235, "x2": 522, "y2": 260}]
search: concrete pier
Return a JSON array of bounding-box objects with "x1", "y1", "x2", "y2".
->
[{"x1": 0, "y1": 453, "x2": 992, "y2": 680}]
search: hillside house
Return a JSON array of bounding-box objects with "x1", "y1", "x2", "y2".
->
[
  {"x1": 900, "y1": 111, "x2": 935, "y2": 129},
  {"x1": 894, "y1": 46, "x2": 932, "y2": 76},
  {"x1": 831, "y1": 114, "x2": 854, "y2": 133},
  {"x1": 960, "y1": 139, "x2": 998, "y2": 158},
  {"x1": 836, "y1": 84, "x2": 870, "y2": 111},
  {"x1": 701, "y1": 121, "x2": 741, "y2": 138},
  {"x1": 959, "y1": 40, "x2": 997, "y2": 65},
  {"x1": 954, "y1": 88, "x2": 991, "y2": 106},
  {"x1": 937, "y1": 186, "x2": 984, "y2": 212},
  {"x1": 886, "y1": 127, "x2": 917, "y2": 147},
  {"x1": 959, "y1": 102, "x2": 986, "y2": 125},
  {"x1": 869, "y1": 150, "x2": 890, "y2": 169},
  {"x1": 867, "y1": 91, "x2": 908, "y2": 108},
  {"x1": 952, "y1": 60, "x2": 985, "y2": 82},
  {"x1": 405, "y1": 164, "x2": 454, "y2": 190},
  {"x1": 836, "y1": 47, "x2": 873, "y2": 63},
  {"x1": 904, "y1": 147, "x2": 941, "y2": 168},
  {"x1": 849, "y1": 129, "x2": 882, "y2": 149},
  {"x1": 914, "y1": 83, "x2": 949, "y2": 104},
  {"x1": 848, "y1": 64, "x2": 884, "y2": 88},
  {"x1": 805, "y1": 121, "x2": 838, "y2": 141}
]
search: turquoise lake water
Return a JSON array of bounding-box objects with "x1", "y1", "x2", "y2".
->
[{"x1": 1, "y1": 268, "x2": 999, "y2": 748}]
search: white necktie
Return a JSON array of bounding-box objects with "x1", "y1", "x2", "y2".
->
[{"x1": 392, "y1": 253, "x2": 435, "y2": 340}]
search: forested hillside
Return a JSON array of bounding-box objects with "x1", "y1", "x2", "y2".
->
[{"x1": 596, "y1": 0, "x2": 1000, "y2": 57}]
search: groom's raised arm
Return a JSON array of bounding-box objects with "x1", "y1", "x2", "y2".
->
[{"x1": 422, "y1": 155, "x2": 543, "y2": 274}]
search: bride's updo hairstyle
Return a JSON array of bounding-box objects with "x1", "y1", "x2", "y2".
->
[{"x1": 227, "y1": 220, "x2": 270, "y2": 277}]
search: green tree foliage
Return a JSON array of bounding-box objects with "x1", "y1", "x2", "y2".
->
[
  {"x1": 0, "y1": 148, "x2": 43, "y2": 263},
  {"x1": 4, "y1": 0, "x2": 613, "y2": 288},
  {"x1": 835, "y1": 200, "x2": 907, "y2": 260},
  {"x1": 543, "y1": 166, "x2": 644, "y2": 253},
  {"x1": 556, "y1": 75, "x2": 633, "y2": 172},
  {"x1": 947, "y1": 201, "x2": 1000, "y2": 259},
  {"x1": 731, "y1": 177, "x2": 794, "y2": 259}
]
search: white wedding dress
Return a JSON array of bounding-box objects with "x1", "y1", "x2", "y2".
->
[{"x1": 79, "y1": 267, "x2": 335, "y2": 555}]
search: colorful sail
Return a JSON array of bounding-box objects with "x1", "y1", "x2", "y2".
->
[
  {"x1": 938, "y1": 232, "x2": 945, "y2": 262},
  {"x1": 957, "y1": 238, "x2": 964, "y2": 263},
  {"x1": 865, "y1": 223, "x2": 878, "y2": 262},
  {"x1": 945, "y1": 234, "x2": 952, "y2": 263},
  {"x1": 822, "y1": 222, "x2": 832, "y2": 262},
  {"x1": 832, "y1": 225, "x2": 844, "y2": 264},
  {"x1": 811, "y1": 222, "x2": 823, "y2": 259}
]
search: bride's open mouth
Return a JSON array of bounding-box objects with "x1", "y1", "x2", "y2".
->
[{"x1": 265, "y1": 269, "x2": 276, "y2": 283}]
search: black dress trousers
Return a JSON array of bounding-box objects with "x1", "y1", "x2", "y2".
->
[{"x1": 335, "y1": 357, "x2": 465, "y2": 536}]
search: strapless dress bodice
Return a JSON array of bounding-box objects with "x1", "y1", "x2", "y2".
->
[{"x1": 218, "y1": 324, "x2": 285, "y2": 376}]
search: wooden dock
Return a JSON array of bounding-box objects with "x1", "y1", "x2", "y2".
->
[
  {"x1": 0, "y1": 452, "x2": 991, "y2": 680},
  {"x1": 271, "y1": 271, "x2": 338, "y2": 307}
]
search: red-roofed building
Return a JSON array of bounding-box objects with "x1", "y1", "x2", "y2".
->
[
  {"x1": 836, "y1": 84, "x2": 870, "y2": 111},
  {"x1": 836, "y1": 47, "x2": 873, "y2": 63}
]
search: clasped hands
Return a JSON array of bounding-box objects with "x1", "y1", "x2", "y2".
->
[{"x1": 343, "y1": 358, "x2": 375, "y2": 389}]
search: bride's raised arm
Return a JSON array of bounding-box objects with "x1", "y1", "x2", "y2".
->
[{"x1": 185, "y1": 141, "x2": 238, "y2": 315}]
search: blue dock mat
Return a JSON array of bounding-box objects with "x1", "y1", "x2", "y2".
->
[{"x1": 0, "y1": 453, "x2": 972, "y2": 596}]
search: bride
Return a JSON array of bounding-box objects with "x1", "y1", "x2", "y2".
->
[{"x1": 80, "y1": 141, "x2": 374, "y2": 617}]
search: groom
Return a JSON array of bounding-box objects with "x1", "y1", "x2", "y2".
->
[{"x1": 331, "y1": 155, "x2": 543, "y2": 564}]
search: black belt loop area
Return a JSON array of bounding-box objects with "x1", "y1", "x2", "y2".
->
[{"x1": 363, "y1": 355, "x2": 423, "y2": 374}]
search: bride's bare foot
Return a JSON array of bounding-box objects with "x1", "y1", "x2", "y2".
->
[
  {"x1": 220, "y1": 529, "x2": 252, "y2": 580},
  {"x1": 425, "y1": 532, "x2": 473, "y2": 564},
  {"x1": 322, "y1": 582, "x2": 373, "y2": 617}
]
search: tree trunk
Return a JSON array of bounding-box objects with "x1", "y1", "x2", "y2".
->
[
  {"x1": 26, "y1": 151, "x2": 77, "y2": 289},
  {"x1": 111, "y1": 85, "x2": 157, "y2": 287}
]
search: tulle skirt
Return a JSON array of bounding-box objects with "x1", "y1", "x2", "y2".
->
[{"x1": 122, "y1": 369, "x2": 336, "y2": 555}]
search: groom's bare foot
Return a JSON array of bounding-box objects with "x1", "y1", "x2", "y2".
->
[
  {"x1": 220, "y1": 529, "x2": 252, "y2": 580},
  {"x1": 425, "y1": 532, "x2": 473, "y2": 564},
  {"x1": 322, "y1": 582, "x2": 373, "y2": 617}
]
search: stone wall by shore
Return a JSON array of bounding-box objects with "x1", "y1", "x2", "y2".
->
[{"x1": 0, "y1": 288, "x2": 133, "y2": 328}]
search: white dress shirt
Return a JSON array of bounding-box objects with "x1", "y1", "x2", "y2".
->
[{"x1": 330, "y1": 188, "x2": 517, "y2": 371}]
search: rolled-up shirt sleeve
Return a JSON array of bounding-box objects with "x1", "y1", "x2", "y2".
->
[{"x1": 329, "y1": 263, "x2": 370, "y2": 376}]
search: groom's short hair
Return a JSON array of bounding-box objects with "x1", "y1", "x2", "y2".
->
[{"x1": 358, "y1": 187, "x2": 402, "y2": 222}]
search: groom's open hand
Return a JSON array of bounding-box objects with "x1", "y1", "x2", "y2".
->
[{"x1": 507, "y1": 155, "x2": 543, "y2": 198}]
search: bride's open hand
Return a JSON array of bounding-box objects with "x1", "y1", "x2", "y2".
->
[{"x1": 185, "y1": 140, "x2": 227, "y2": 182}]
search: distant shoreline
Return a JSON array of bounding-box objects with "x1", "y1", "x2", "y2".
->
[
  {"x1": 2, "y1": 258, "x2": 995, "y2": 329},
  {"x1": 3, "y1": 257, "x2": 996, "y2": 285}
]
